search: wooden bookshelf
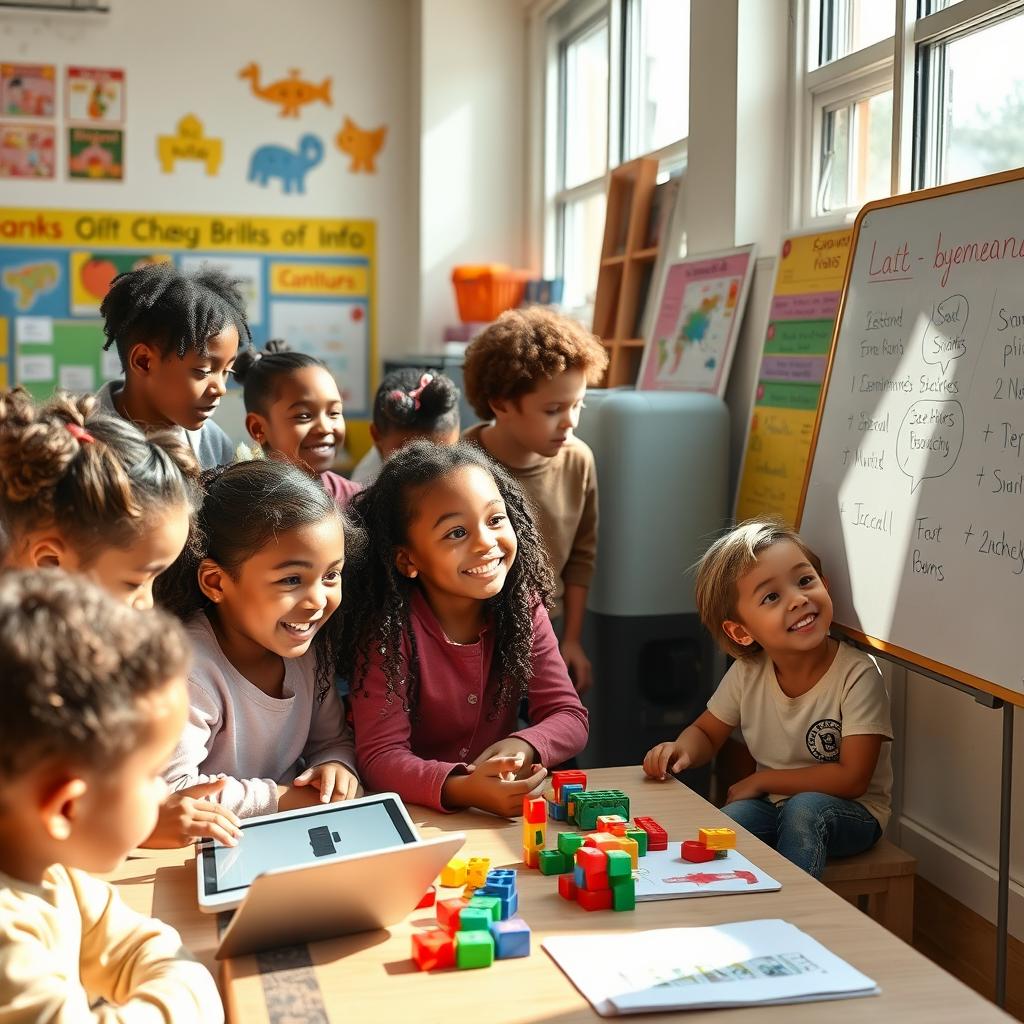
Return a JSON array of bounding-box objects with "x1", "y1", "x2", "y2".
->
[{"x1": 592, "y1": 157, "x2": 659, "y2": 387}]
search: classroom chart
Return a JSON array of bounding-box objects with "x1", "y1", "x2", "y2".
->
[
  {"x1": 0, "y1": 207, "x2": 375, "y2": 415},
  {"x1": 735, "y1": 229, "x2": 852, "y2": 525},
  {"x1": 798, "y1": 170, "x2": 1024, "y2": 703}
]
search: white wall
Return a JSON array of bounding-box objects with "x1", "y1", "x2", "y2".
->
[{"x1": 417, "y1": 0, "x2": 527, "y2": 351}]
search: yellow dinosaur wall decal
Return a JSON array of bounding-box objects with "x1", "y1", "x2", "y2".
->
[{"x1": 238, "y1": 62, "x2": 331, "y2": 118}]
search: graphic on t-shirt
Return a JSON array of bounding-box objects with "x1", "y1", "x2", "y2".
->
[{"x1": 806, "y1": 718, "x2": 841, "y2": 761}]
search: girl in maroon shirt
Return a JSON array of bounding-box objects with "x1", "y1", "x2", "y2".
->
[{"x1": 341, "y1": 440, "x2": 589, "y2": 816}]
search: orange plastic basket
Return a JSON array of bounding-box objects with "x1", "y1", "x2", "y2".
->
[{"x1": 451, "y1": 264, "x2": 528, "y2": 323}]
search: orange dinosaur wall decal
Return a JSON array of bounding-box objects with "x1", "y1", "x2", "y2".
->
[
  {"x1": 239, "y1": 62, "x2": 331, "y2": 118},
  {"x1": 335, "y1": 116, "x2": 386, "y2": 174}
]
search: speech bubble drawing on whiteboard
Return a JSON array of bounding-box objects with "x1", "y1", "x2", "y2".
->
[
  {"x1": 896, "y1": 399, "x2": 964, "y2": 493},
  {"x1": 921, "y1": 294, "x2": 968, "y2": 375}
]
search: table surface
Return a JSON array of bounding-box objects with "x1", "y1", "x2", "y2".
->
[{"x1": 108, "y1": 767, "x2": 1009, "y2": 1023}]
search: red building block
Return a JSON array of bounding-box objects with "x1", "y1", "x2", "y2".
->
[
  {"x1": 681, "y1": 840, "x2": 716, "y2": 863},
  {"x1": 416, "y1": 885, "x2": 437, "y2": 909},
  {"x1": 576, "y1": 847, "x2": 609, "y2": 891},
  {"x1": 551, "y1": 769, "x2": 587, "y2": 802},
  {"x1": 436, "y1": 897, "x2": 470, "y2": 932},
  {"x1": 633, "y1": 815, "x2": 669, "y2": 851},
  {"x1": 577, "y1": 888, "x2": 614, "y2": 912},
  {"x1": 523, "y1": 796, "x2": 547, "y2": 823},
  {"x1": 558, "y1": 874, "x2": 577, "y2": 901},
  {"x1": 412, "y1": 929, "x2": 455, "y2": 971}
]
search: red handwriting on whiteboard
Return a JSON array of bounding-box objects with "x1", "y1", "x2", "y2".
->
[{"x1": 868, "y1": 239, "x2": 912, "y2": 282}]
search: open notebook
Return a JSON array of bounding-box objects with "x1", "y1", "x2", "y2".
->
[{"x1": 543, "y1": 919, "x2": 879, "y2": 1016}]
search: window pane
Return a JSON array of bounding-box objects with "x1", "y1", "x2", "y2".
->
[
  {"x1": 922, "y1": 0, "x2": 963, "y2": 12},
  {"x1": 627, "y1": 0, "x2": 690, "y2": 156},
  {"x1": 819, "y1": 89, "x2": 892, "y2": 213},
  {"x1": 561, "y1": 191, "x2": 606, "y2": 316},
  {"x1": 935, "y1": 14, "x2": 1024, "y2": 184},
  {"x1": 816, "y1": 0, "x2": 895, "y2": 67},
  {"x1": 563, "y1": 20, "x2": 609, "y2": 190}
]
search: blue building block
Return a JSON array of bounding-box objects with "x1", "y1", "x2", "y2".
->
[
  {"x1": 490, "y1": 917, "x2": 531, "y2": 959},
  {"x1": 574, "y1": 864, "x2": 587, "y2": 891},
  {"x1": 549, "y1": 801, "x2": 567, "y2": 821}
]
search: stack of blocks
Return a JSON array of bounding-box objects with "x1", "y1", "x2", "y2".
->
[
  {"x1": 412, "y1": 865, "x2": 531, "y2": 971},
  {"x1": 681, "y1": 827, "x2": 736, "y2": 863},
  {"x1": 522, "y1": 798, "x2": 547, "y2": 868}
]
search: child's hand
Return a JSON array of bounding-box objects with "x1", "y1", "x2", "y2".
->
[
  {"x1": 472, "y1": 738, "x2": 538, "y2": 780},
  {"x1": 294, "y1": 761, "x2": 361, "y2": 802},
  {"x1": 726, "y1": 772, "x2": 765, "y2": 804},
  {"x1": 443, "y1": 755, "x2": 548, "y2": 817},
  {"x1": 560, "y1": 639, "x2": 593, "y2": 695},
  {"x1": 142, "y1": 779, "x2": 243, "y2": 848},
  {"x1": 642, "y1": 742, "x2": 691, "y2": 780}
]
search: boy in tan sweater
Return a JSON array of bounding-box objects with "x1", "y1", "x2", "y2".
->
[{"x1": 463, "y1": 307, "x2": 608, "y2": 693}]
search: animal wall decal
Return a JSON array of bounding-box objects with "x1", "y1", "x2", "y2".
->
[
  {"x1": 335, "y1": 116, "x2": 386, "y2": 174},
  {"x1": 239, "y1": 62, "x2": 331, "y2": 118},
  {"x1": 247, "y1": 133, "x2": 324, "y2": 194}
]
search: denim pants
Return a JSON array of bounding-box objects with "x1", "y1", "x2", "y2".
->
[{"x1": 721, "y1": 792, "x2": 882, "y2": 879}]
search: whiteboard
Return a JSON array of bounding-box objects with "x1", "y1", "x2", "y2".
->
[{"x1": 798, "y1": 169, "x2": 1024, "y2": 704}]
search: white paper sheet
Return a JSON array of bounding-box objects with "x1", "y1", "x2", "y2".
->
[{"x1": 634, "y1": 846, "x2": 781, "y2": 900}]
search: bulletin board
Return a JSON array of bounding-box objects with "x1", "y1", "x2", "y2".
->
[{"x1": 0, "y1": 207, "x2": 375, "y2": 415}]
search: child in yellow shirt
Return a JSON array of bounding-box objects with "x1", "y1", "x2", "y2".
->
[{"x1": 0, "y1": 570, "x2": 222, "y2": 1023}]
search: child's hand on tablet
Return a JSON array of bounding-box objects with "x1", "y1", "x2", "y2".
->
[
  {"x1": 293, "y1": 760, "x2": 361, "y2": 803},
  {"x1": 142, "y1": 778, "x2": 243, "y2": 848}
]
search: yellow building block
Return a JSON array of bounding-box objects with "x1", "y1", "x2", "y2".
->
[
  {"x1": 620, "y1": 836, "x2": 639, "y2": 869},
  {"x1": 466, "y1": 856, "x2": 491, "y2": 889},
  {"x1": 699, "y1": 827, "x2": 736, "y2": 851},
  {"x1": 440, "y1": 857, "x2": 467, "y2": 887}
]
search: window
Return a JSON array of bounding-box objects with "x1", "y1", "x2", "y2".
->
[
  {"x1": 794, "y1": 0, "x2": 1024, "y2": 226},
  {"x1": 544, "y1": 0, "x2": 688, "y2": 320}
]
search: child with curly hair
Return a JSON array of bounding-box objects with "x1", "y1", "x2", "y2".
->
[
  {"x1": 340, "y1": 440, "x2": 589, "y2": 816},
  {"x1": 462, "y1": 308, "x2": 608, "y2": 693}
]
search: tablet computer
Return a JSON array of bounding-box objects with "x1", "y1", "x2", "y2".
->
[{"x1": 196, "y1": 791, "x2": 420, "y2": 912}]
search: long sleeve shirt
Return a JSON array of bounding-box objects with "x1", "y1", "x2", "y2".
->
[
  {"x1": 0, "y1": 864, "x2": 222, "y2": 1023},
  {"x1": 351, "y1": 590, "x2": 589, "y2": 810},
  {"x1": 163, "y1": 612, "x2": 357, "y2": 818}
]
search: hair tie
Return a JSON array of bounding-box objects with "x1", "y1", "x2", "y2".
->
[
  {"x1": 407, "y1": 373, "x2": 433, "y2": 410},
  {"x1": 66, "y1": 422, "x2": 95, "y2": 444}
]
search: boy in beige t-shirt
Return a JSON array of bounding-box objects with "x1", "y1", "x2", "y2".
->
[{"x1": 642, "y1": 519, "x2": 892, "y2": 878}]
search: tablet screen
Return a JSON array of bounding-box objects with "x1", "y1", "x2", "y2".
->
[{"x1": 201, "y1": 797, "x2": 416, "y2": 896}]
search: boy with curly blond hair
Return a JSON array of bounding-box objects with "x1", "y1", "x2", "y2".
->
[{"x1": 463, "y1": 307, "x2": 608, "y2": 693}]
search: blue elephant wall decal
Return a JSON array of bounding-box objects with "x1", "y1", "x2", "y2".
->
[{"x1": 247, "y1": 133, "x2": 324, "y2": 194}]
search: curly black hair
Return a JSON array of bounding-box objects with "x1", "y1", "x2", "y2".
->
[
  {"x1": 372, "y1": 367, "x2": 460, "y2": 437},
  {"x1": 234, "y1": 338, "x2": 332, "y2": 415},
  {"x1": 100, "y1": 262, "x2": 252, "y2": 368},
  {"x1": 339, "y1": 439, "x2": 555, "y2": 718},
  {"x1": 155, "y1": 459, "x2": 352, "y2": 700}
]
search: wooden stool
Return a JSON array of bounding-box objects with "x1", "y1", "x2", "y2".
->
[{"x1": 822, "y1": 838, "x2": 916, "y2": 943}]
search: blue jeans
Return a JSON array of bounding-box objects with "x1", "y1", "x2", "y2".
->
[{"x1": 722, "y1": 792, "x2": 882, "y2": 879}]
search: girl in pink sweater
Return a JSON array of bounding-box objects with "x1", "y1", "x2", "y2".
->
[{"x1": 342, "y1": 440, "x2": 589, "y2": 816}]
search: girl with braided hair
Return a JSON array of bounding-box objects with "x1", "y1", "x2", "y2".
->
[
  {"x1": 341, "y1": 440, "x2": 588, "y2": 816},
  {"x1": 97, "y1": 262, "x2": 251, "y2": 469}
]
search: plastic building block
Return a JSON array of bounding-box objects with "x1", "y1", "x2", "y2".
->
[
  {"x1": 583, "y1": 832, "x2": 619, "y2": 852},
  {"x1": 620, "y1": 836, "x2": 639, "y2": 869},
  {"x1": 605, "y1": 849, "x2": 632, "y2": 880},
  {"x1": 681, "y1": 840, "x2": 716, "y2": 863},
  {"x1": 610, "y1": 876, "x2": 636, "y2": 912},
  {"x1": 576, "y1": 847, "x2": 609, "y2": 891},
  {"x1": 573, "y1": 864, "x2": 586, "y2": 890},
  {"x1": 439, "y1": 857, "x2": 467, "y2": 887},
  {"x1": 577, "y1": 887, "x2": 613, "y2": 912},
  {"x1": 459, "y1": 906, "x2": 492, "y2": 932},
  {"x1": 416, "y1": 885, "x2": 437, "y2": 909},
  {"x1": 551, "y1": 769, "x2": 587, "y2": 802},
  {"x1": 483, "y1": 869, "x2": 516, "y2": 895},
  {"x1": 468, "y1": 895, "x2": 502, "y2": 922},
  {"x1": 633, "y1": 816, "x2": 668, "y2": 851},
  {"x1": 455, "y1": 929, "x2": 495, "y2": 969},
  {"x1": 557, "y1": 832, "x2": 586, "y2": 858},
  {"x1": 523, "y1": 796, "x2": 547, "y2": 823},
  {"x1": 596, "y1": 814, "x2": 629, "y2": 834},
  {"x1": 466, "y1": 856, "x2": 491, "y2": 889},
  {"x1": 699, "y1": 827, "x2": 736, "y2": 851},
  {"x1": 412, "y1": 929, "x2": 455, "y2": 971},
  {"x1": 571, "y1": 790, "x2": 630, "y2": 830},
  {"x1": 625, "y1": 826, "x2": 649, "y2": 857},
  {"x1": 538, "y1": 849, "x2": 570, "y2": 875},
  {"x1": 436, "y1": 896, "x2": 470, "y2": 932},
  {"x1": 561, "y1": 783, "x2": 584, "y2": 823},
  {"x1": 491, "y1": 917, "x2": 531, "y2": 959},
  {"x1": 558, "y1": 874, "x2": 577, "y2": 901}
]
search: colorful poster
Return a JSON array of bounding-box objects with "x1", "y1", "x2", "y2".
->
[
  {"x1": 66, "y1": 66, "x2": 125, "y2": 124},
  {"x1": 0, "y1": 123, "x2": 55, "y2": 179},
  {"x1": 734, "y1": 228, "x2": 853, "y2": 525},
  {"x1": 69, "y1": 252, "x2": 170, "y2": 316},
  {"x1": 1, "y1": 63, "x2": 55, "y2": 118},
  {"x1": 68, "y1": 127, "x2": 124, "y2": 181},
  {"x1": 637, "y1": 246, "x2": 756, "y2": 396}
]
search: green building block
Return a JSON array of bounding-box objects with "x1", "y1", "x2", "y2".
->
[
  {"x1": 468, "y1": 895, "x2": 502, "y2": 921},
  {"x1": 538, "y1": 849, "x2": 570, "y2": 875},
  {"x1": 459, "y1": 906, "x2": 492, "y2": 932},
  {"x1": 625, "y1": 827, "x2": 648, "y2": 857},
  {"x1": 571, "y1": 790, "x2": 630, "y2": 830},
  {"x1": 610, "y1": 875, "x2": 636, "y2": 911},
  {"x1": 557, "y1": 832, "x2": 586, "y2": 858},
  {"x1": 605, "y1": 849, "x2": 632, "y2": 879},
  {"x1": 455, "y1": 929, "x2": 495, "y2": 968}
]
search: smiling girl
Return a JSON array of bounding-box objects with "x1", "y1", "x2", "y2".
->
[
  {"x1": 341, "y1": 441, "x2": 588, "y2": 817},
  {"x1": 158, "y1": 459, "x2": 359, "y2": 819}
]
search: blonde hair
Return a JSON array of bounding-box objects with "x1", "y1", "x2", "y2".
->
[{"x1": 694, "y1": 518, "x2": 823, "y2": 659}]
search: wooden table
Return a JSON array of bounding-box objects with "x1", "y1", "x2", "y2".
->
[{"x1": 109, "y1": 767, "x2": 1009, "y2": 1022}]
